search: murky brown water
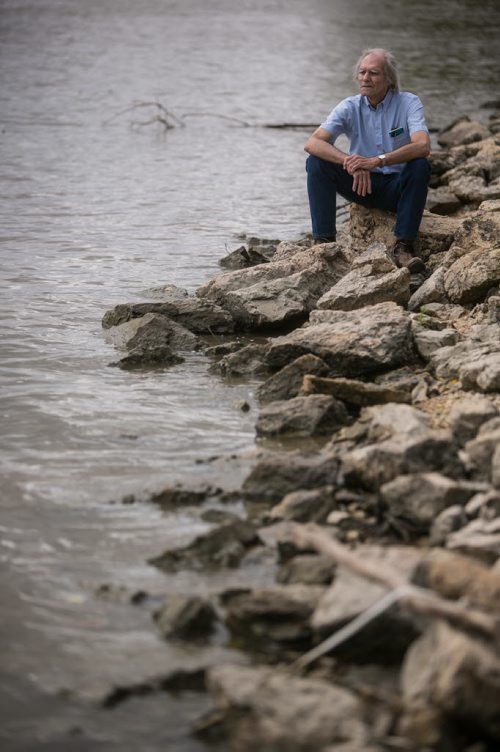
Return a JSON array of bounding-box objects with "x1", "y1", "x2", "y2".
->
[{"x1": 1, "y1": 0, "x2": 499, "y2": 748}]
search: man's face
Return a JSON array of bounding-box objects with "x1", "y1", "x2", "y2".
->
[{"x1": 357, "y1": 53, "x2": 389, "y2": 105}]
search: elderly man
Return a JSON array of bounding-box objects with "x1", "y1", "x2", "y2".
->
[{"x1": 304, "y1": 48, "x2": 431, "y2": 272}]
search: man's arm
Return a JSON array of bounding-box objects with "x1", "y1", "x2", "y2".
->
[
  {"x1": 304, "y1": 127, "x2": 373, "y2": 197},
  {"x1": 343, "y1": 130, "x2": 431, "y2": 174},
  {"x1": 304, "y1": 127, "x2": 349, "y2": 164}
]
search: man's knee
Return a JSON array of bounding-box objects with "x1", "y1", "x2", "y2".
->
[
  {"x1": 306, "y1": 154, "x2": 324, "y2": 176},
  {"x1": 404, "y1": 157, "x2": 431, "y2": 183}
]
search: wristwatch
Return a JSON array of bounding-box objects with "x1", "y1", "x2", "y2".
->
[{"x1": 377, "y1": 154, "x2": 386, "y2": 167}]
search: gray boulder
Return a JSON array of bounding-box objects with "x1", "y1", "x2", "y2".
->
[
  {"x1": 407, "y1": 267, "x2": 448, "y2": 311},
  {"x1": 105, "y1": 311, "x2": 199, "y2": 352},
  {"x1": 446, "y1": 517, "x2": 500, "y2": 563},
  {"x1": 443, "y1": 245, "x2": 500, "y2": 304},
  {"x1": 255, "y1": 394, "x2": 350, "y2": 438},
  {"x1": 242, "y1": 450, "x2": 340, "y2": 503},
  {"x1": 425, "y1": 187, "x2": 462, "y2": 215},
  {"x1": 312, "y1": 544, "x2": 422, "y2": 660},
  {"x1": 266, "y1": 302, "x2": 414, "y2": 377},
  {"x1": 380, "y1": 472, "x2": 486, "y2": 534},
  {"x1": 196, "y1": 244, "x2": 351, "y2": 330},
  {"x1": 268, "y1": 486, "x2": 337, "y2": 523},
  {"x1": 301, "y1": 374, "x2": 412, "y2": 406},
  {"x1": 206, "y1": 664, "x2": 366, "y2": 751},
  {"x1": 317, "y1": 266, "x2": 410, "y2": 311},
  {"x1": 401, "y1": 621, "x2": 500, "y2": 741},
  {"x1": 463, "y1": 419, "x2": 500, "y2": 481},
  {"x1": 448, "y1": 396, "x2": 499, "y2": 444},
  {"x1": 223, "y1": 584, "x2": 325, "y2": 645},
  {"x1": 102, "y1": 297, "x2": 234, "y2": 334},
  {"x1": 257, "y1": 354, "x2": 329, "y2": 404},
  {"x1": 411, "y1": 323, "x2": 458, "y2": 360},
  {"x1": 437, "y1": 117, "x2": 491, "y2": 147},
  {"x1": 154, "y1": 594, "x2": 217, "y2": 640}
]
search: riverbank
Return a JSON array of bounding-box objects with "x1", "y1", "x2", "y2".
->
[{"x1": 99, "y1": 111, "x2": 500, "y2": 751}]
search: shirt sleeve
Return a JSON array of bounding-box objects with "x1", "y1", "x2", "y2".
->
[
  {"x1": 320, "y1": 98, "x2": 352, "y2": 142},
  {"x1": 407, "y1": 95, "x2": 429, "y2": 135}
]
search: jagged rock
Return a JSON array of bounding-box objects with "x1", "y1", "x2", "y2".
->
[
  {"x1": 426, "y1": 187, "x2": 462, "y2": 215},
  {"x1": 463, "y1": 419, "x2": 500, "y2": 481},
  {"x1": 342, "y1": 431, "x2": 463, "y2": 492},
  {"x1": 429, "y1": 505, "x2": 468, "y2": 546},
  {"x1": 148, "y1": 484, "x2": 208, "y2": 510},
  {"x1": 407, "y1": 267, "x2": 448, "y2": 311},
  {"x1": 113, "y1": 344, "x2": 184, "y2": 369},
  {"x1": 242, "y1": 450, "x2": 339, "y2": 503},
  {"x1": 448, "y1": 174, "x2": 500, "y2": 204},
  {"x1": 216, "y1": 343, "x2": 270, "y2": 376},
  {"x1": 350, "y1": 241, "x2": 396, "y2": 274},
  {"x1": 266, "y1": 302, "x2": 414, "y2": 377},
  {"x1": 276, "y1": 554, "x2": 337, "y2": 585},
  {"x1": 488, "y1": 294, "x2": 500, "y2": 323},
  {"x1": 493, "y1": 443, "x2": 500, "y2": 489},
  {"x1": 411, "y1": 323, "x2": 458, "y2": 360},
  {"x1": 102, "y1": 297, "x2": 234, "y2": 334},
  {"x1": 401, "y1": 621, "x2": 500, "y2": 741},
  {"x1": 443, "y1": 245, "x2": 500, "y2": 304},
  {"x1": 317, "y1": 265, "x2": 410, "y2": 311},
  {"x1": 196, "y1": 244, "x2": 351, "y2": 330},
  {"x1": 105, "y1": 311, "x2": 199, "y2": 352},
  {"x1": 415, "y1": 301, "x2": 467, "y2": 323},
  {"x1": 257, "y1": 354, "x2": 329, "y2": 404},
  {"x1": 339, "y1": 404, "x2": 462, "y2": 491},
  {"x1": 154, "y1": 595, "x2": 217, "y2": 639},
  {"x1": 411, "y1": 548, "x2": 500, "y2": 612},
  {"x1": 255, "y1": 394, "x2": 350, "y2": 438},
  {"x1": 268, "y1": 486, "x2": 337, "y2": 523},
  {"x1": 148, "y1": 519, "x2": 260, "y2": 571},
  {"x1": 380, "y1": 473, "x2": 486, "y2": 535},
  {"x1": 349, "y1": 204, "x2": 460, "y2": 260},
  {"x1": 206, "y1": 664, "x2": 366, "y2": 751},
  {"x1": 430, "y1": 337, "x2": 500, "y2": 393},
  {"x1": 312, "y1": 544, "x2": 422, "y2": 660},
  {"x1": 219, "y1": 245, "x2": 274, "y2": 270},
  {"x1": 465, "y1": 490, "x2": 500, "y2": 520},
  {"x1": 301, "y1": 374, "x2": 412, "y2": 406},
  {"x1": 440, "y1": 137, "x2": 500, "y2": 203},
  {"x1": 448, "y1": 396, "x2": 499, "y2": 444},
  {"x1": 223, "y1": 584, "x2": 325, "y2": 645},
  {"x1": 446, "y1": 517, "x2": 500, "y2": 563},
  {"x1": 437, "y1": 116, "x2": 491, "y2": 147}
]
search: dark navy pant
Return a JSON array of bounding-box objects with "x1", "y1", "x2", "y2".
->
[{"x1": 306, "y1": 155, "x2": 431, "y2": 241}]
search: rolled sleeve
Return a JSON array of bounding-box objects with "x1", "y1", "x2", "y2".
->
[
  {"x1": 320, "y1": 98, "x2": 352, "y2": 142},
  {"x1": 407, "y1": 96, "x2": 429, "y2": 136}
]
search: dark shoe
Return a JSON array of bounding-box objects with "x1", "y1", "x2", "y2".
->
[
  {"x1": 314, "y1": 235, "x2": 336, "y2": 244},
  {"x1": 391, "y1": 240, "x2": 426, "y2": 273}
]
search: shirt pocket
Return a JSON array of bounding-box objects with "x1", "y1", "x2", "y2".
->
[{"x1": 389, "y1": 126, "x2": 410, "y2": 149}]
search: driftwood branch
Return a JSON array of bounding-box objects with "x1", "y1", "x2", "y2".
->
[
  {"x1": 288, "y1": 523, "x2": 499, "y2": 672},
  {"x1": 102, "y1": 101, "x2": 186, "y2": 129}
]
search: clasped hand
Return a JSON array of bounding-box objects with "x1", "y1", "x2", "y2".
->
[{"x1": 343, "y1": 153, "x2": 378, "y2": 197}]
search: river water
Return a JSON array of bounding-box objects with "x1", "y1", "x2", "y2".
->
[{"x1": 1, "y1": 0, "x2": 499, "y2": 749}]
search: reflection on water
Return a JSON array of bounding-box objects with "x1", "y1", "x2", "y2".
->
[{"x1": 1, "y1": 0, "x2": 499, "y2": 747}]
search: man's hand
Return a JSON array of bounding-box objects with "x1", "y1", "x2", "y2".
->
[
  {"x1": 351, "y1": 169, "x2": 372, "y2": 197},
  {"x1": 343, "y1": 153, "x2": 378, "y2": 174}
]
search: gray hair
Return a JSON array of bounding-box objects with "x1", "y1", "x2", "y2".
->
[{"x1": 354, "y1": 48, "x2": 400, "y2": 92}]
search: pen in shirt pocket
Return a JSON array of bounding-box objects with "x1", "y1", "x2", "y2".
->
[{"x1": 389, "y1": 127, "x2": 405, "y2": 137}]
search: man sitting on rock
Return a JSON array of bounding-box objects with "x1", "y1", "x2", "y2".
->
[{"x1": 304, "y1": 48, "x2": 431, "y2": 273}]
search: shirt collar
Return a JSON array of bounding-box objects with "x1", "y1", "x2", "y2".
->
[{"x1": 363, "y1": 88, "x2": 394, "y2": 111}]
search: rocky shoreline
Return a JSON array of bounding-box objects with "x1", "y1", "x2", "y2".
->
[{"x1": 102, "y1": 111, "x2": 500, "y2": 751}]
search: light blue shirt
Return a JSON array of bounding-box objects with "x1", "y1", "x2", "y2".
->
[{"x1": 320, "y1": 89, "x2": 428, "y2": 174}]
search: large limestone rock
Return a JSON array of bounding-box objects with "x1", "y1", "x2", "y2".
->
[
  {"x1": 206, "y1": 664, "x2": 366, "y2": 751},
  {"x1": 440, "y1": 136, "x2": 500, "y2": 203},
  {"x1": 312, "y1": 545, "x2": 422, "y2": 660},
  {"x1": 401, "y1": 622, "x2": 500, "y2": 741},
  {"x1": 380, "y1": 472, "x2": 486, "y2": 534},
  {"x1": 349, "y1": 204, "x2": 460, "y2": 260},
  {"x1": 105, "y1": 311, "x2": 199, "y2": 352},
  {"x1": 257, "y1": 354, "x2": 329, "y2": 404},
  {"x1": 196, "y1": 243, "x2": 351, "y2": 330},
  {"x1": 242, "y1": 449, "x2": 340, "y2": 503},
  {"x1": 102, "y1": 296, "x2": 234, "y2": 334},
  {"x1": 255, "y1": 394, "x2": 350, "y2": 438},
  {"x1": 443, "y1": 245, "x2": 500, "y2": 304},
  {"x1": 266, "y1": 302, "x2": 414, "y2": 377},
  {"x1": 317, "y1": 265, "x2": 410, "y2": 311},
  {"x1": 436, "y1": 117, "x2": 491, "y2": 148}
]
